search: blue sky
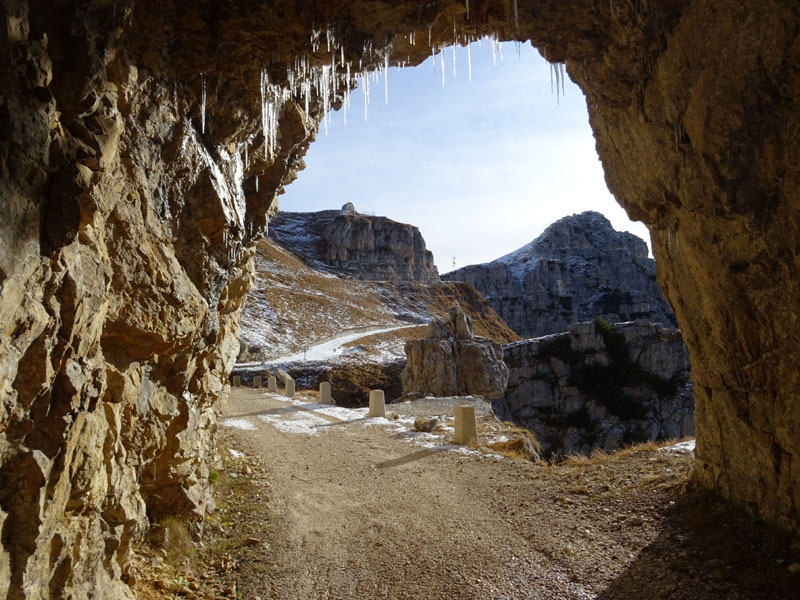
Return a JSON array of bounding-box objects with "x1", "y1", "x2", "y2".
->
[{"x1": 279, "y1": 41, "x2": 651, "y2": 274}]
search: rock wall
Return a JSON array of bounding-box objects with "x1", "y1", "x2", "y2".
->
[
  {"x1": 402, "y1": 307, "x2": 509, "y2": 399},
  {"x1": 443, "y1": 211, "x2": 676, "y2": 338},
  {"x1": 2, "y1": 0, "x2": 799, "y2": 596},
  {"x1": 497, "y1": 320, "x2": 694, "y2": 457},
  {"x1": 269, "y1": 209, "x2": 439, "y2": 282}
]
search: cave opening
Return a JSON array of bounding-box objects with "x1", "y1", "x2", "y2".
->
[{"x1": 279, "y1": 39, "x2": 651, "y2": 272}]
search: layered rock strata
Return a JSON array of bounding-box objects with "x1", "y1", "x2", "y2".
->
[
  {"x1": 269, "y1": 209, "x2": 439, "y2": 282},
  {"x1": 2, "y1": 0, "x2": 799, "y2": 596},
  {"x1": 496, "y1": 320, "x2": 694, "y2": 457},
  {"x1": 402, "y1": 307, "x2": 509, "y2": 400},
  {"x1": 443, "y1": 211, "x2": 676, "y2": 338}
]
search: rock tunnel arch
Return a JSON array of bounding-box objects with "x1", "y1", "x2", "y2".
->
[{"x1": 1, "y1": 0, "x2": 799, "y2": 597}]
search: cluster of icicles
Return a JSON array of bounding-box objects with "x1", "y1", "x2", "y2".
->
[{"x1": 198, "y1": 0, "x2": 568, "y2": 172}]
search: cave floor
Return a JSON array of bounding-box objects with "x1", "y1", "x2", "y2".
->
[{"x1": 134, "y1": 388, "x2": 799, "y2": 599}]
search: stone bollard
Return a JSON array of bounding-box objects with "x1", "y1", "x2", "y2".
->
[
  {"x1": 284, "y1": 379, "x2": 295, "y2": 398},
  {"x1": 319, "y1": 382, "x2": 332, "y2": 404},
  {"x1": 253, "y1": 375, "x2": 262, "y2": 388},
  {"x1": 368, "y1": 389, "x2": 385, "y2": 418},
  {"x1": 454, "y1": 405, "x2": 478, "y2": 446},
  {"x1": 267, "y1": 376, "x2": 277, "y2": 392},
  {"x1": 232, "y1": 375, "x2": 241, "y2": 387}
]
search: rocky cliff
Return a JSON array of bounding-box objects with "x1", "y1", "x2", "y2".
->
[
  {"x1": 443, "y1": 212, "x2": 676, "y2": 338},
  {"x1": 2, "y1": 0, "x2": 799, "y2": 597},
  {"x1": 402, "y1": 307, "x2": 509, "y2": 400},
  {"x1": 496, "y1": 319, "x2": 694, "y2": 457},
  {"x1": 269, "y1": 209, "x2": 439, "y2": 282}
]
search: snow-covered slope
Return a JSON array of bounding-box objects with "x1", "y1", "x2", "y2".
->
[{"x1": 238, "y1": 237, "x2": 518, "y2": 364}]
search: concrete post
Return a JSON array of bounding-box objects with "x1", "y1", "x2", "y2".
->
[
  {"x1": 368, "y1": 389, "x2": 385, "y2": 418},
  {"x1": 454, "y1": 405, "x2": 478, "y2": 446},
  {"x1": 267, "y1": 376, "x2": 277, "y2": 392},
  {"x1": 232, "y1": 375, "x2": 241, "y2": 387},
  {"x1": 284, "y1": 379, "x2": 295, "y2": 398},
  {"x1": 319, "y1": 382, "x2": 332, "y2": 404},
  {"x1": 253, "y1": 375, "x2": 262, "y2": 388}
]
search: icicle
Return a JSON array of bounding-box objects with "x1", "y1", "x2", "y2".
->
[
  {"x1": 361, "y1": 72, "x2": 369, "y2": 121},
  {"x1": 244, "y1": 143, "x2": 248, "y2": 169},
  {"x1": 452, "y1": 43, "x2": 457, "y2": 79},
  {"x1": 432, "y1": 46, "x2": 437, "y2": 77},
  {"x1": 465, "y1": 0, "x2": 470, "y2": 20},
  {"x1": 200, "y1": 73, "x2": 207, "y2": 134},
  {"x1": 440, "y1": 47, "x2": 445, "y2": 87},
  {"x1": 428, "y1": 26, "x2": 432, "y2": 46},
  {"x1": 260, "y1": 68, "x2": 267, "y2": 158},
  {"x1": 255, "y1": 176, "x2": 259, "y2": 192},
  {"x1": 467, "y1": 43, "x2": 472, "y2": 82},
  {"x1": 491, "y1": 36, "x2": 498, "y2": 66},
  {"x1": 384, "y1": 51, "x2": 389, "y2": 104}
]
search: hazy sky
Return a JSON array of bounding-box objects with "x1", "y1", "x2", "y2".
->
[{"x1": 278, "y1": 41, "x2": 651, "y2": 274}]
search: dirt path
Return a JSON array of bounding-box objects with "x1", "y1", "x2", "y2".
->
[{"x1": 203, "y1": 389, "x2": 798, "y2": 600}]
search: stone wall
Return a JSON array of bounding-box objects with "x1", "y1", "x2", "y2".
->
[
  {"x1": 1, "y1": 0, "x2": 799, "y2": 596},
  {"x1": 497, "y1": 320, "x2": 694, "y2": 457}
]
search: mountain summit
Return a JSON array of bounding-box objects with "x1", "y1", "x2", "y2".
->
[
  {"x1": 269, "y1": 208, "x2": 439, "y2": 283},
  {"x1": 443, "y1": 211, "x2": 676, "y2": 338}
]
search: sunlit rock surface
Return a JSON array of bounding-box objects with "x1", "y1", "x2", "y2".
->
[
  {"x1": 444, "y1": 212, "x2": 676, "y2": 337},
  {"x1": 2, "y1": 0, "x2": 799, "y2": 596},
  {"x1": 269, "y1": 209, "x2": 439, "y2": 282},
  {"x1": 402, "y1": 306, "x2": 509, "y2": 399}
]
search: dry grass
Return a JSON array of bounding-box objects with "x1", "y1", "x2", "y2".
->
[
  {"x1": 487, "y1": 435, "x2": 539, "y2": 462},
  {"x1": 159, "y1": 517, "x2": 195, "y2": 567}
]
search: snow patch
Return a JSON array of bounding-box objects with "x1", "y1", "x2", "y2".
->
[
  {"x1": 221, "y1": 418, "x2": 258, "y2": 431},
  {"x1": 659, "y1": 439, "x2": 696, "y2": 454}
]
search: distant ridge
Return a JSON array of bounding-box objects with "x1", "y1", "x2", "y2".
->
[{"x1": 442, "y1": 211, "x2": 676, "y2": 338}]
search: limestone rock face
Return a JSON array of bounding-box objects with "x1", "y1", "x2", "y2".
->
[
  {"x1": 2, "y1": 0, "x2": 800, "y2": 595},
  {"x1": 402, "y1": 308, "x2": 508, "y2": 399},
  {"x1": 497, "y1": 320, "x2": 695, "y2": 457},
  {"x1": 269, "y1": 210, "x2": 439, "y2": 283},
  {"x1": 443, "y1": 212, "x2": 676, "y2": 338}
]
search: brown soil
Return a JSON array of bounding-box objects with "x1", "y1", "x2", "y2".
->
[{"x1": 134, "y1": 389, "x2": 800, "y2": 599}]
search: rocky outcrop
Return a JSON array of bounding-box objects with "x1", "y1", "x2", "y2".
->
[
  {"x1": 443, "y1": 212, "x2": 676, "y2": 338},
  {"x1": 2, "y1": 0, "x2": 800, "y2": 595},
  {"x1": 402, "y1": 307, "x2": 508, "y2": 399},
  {"x1": 269, "y1": 209, "x2": 439, "y2": 282},
  {"x1": 496, "y1": 320, "x2": 694, "y2": 457}
]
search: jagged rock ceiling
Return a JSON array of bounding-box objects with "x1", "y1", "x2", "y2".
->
[{"x1": 1, "y1": 0, "x2": 798, "y2": 597}]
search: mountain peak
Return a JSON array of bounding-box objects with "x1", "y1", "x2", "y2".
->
[{"x1": 444, "y1": 212, "x2": 674, "y2": 338}]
